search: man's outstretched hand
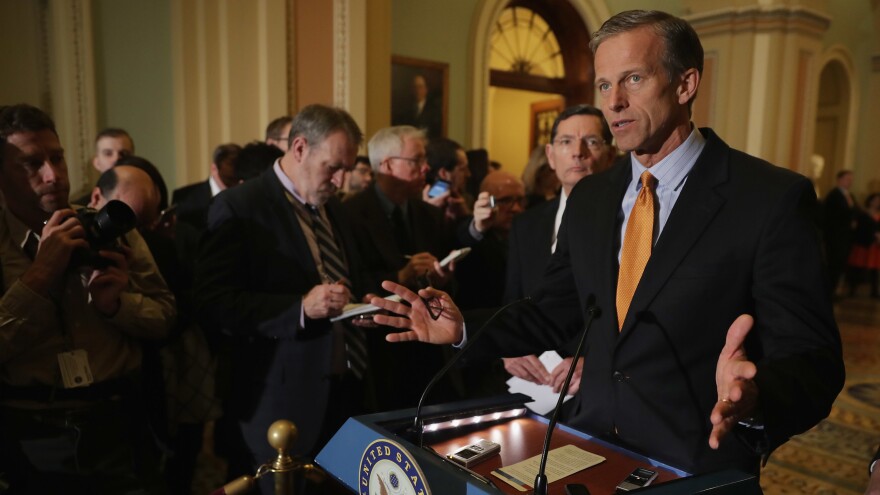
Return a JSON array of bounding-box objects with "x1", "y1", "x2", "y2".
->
[{"x1": 370, "y1": 280, "x2": 464, "y2": 345}]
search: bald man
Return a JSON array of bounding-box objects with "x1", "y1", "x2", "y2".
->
[
  {"x1": 452, "y1": 172, "x2": 526, "y2": 398},
  {"x1": 89, "y1": 164, "x2": 160, "y2": 228},
  {"x1": 455, "y1": 171, "x2": 525, "y2": 310}
]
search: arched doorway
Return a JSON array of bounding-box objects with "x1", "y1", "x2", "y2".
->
[
  {"x1": 469, "y1": 0, "x2": 609, "y2": 177},
  {"x1": 486, "y1": 1, "x2": 593, "y2": 177},
  {"x1": 812, "y1": 60, "x2": 852, "y2": 196}
]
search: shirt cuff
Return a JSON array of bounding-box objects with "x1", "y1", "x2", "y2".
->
[
  {"x1": 453, "y1": 323, "x2": 467, "y2": 348},
  {"x1": 468, "y1": 220, "x2": 484, "y2": 241}
]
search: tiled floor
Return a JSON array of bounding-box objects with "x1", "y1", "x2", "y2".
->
[{"x1": 761, "y1": 294, "x2": 880, "y2": 494}]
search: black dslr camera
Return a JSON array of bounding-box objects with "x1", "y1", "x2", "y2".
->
[{"x1": 69, "y1": 200, "x2": 137, "y2": 269}]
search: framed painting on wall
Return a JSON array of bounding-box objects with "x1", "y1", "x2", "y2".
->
[
  {"x1": 530, "y1": 98, "x2": 565, "y2": 154},
  {"x1": 391, "y1": 55, "x2": 448, "y2": 139}
]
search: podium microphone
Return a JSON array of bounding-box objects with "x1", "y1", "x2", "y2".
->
[
  {"x1": 412, "y1": 296, "x2": 532, "y2": 447},
  {"x1": 533, "y1": 296, "x2": 601, "y2": 495}
]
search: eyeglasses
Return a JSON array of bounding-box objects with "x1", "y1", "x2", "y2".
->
[
  {"x1": 493, "y1": 195, "x2": 527, "y2": 208},
  {"x1": 416, "y1": 274, "x2": 445, "y2": 320},
  {"x1": 553, "y1": 136, "x2": 606, "y2": 152},
  {"x1": 389, "y1": 155, "x2": 428, "y2": 167}
]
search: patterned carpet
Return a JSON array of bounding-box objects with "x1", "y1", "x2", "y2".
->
[{"x1": 760, "y1": 294, "x2": 880, "y2": 494}]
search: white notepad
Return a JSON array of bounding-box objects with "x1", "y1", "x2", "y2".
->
[{"x1": 330, "y1": 294, "x2": 402, "y2": 322}]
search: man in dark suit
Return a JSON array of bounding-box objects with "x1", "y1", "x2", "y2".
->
[
  {"x1": 342, "y1": 125, "x2": 456, "y2": 410},
  {"x1": 394, "y1": 75, "x2": 442, "y2": 139},
  {"x1": 823, "y1": 169, "x2": 857, "y2": 296},
  {"x1": 503, "y1": 104, "x2": 616, "y2": 397},
  {"x1": 171, "y1": 143, "x2": 241, "y2": 230},
  {"x1": 194, "y1": 105, "x2": 365, "y2": 492},
  {"x1": 371, "y1": 10, "x2": 844, "y2": 475},
  {"x1": 455, "y1": 171, "x2": 525, "y2": 311}
]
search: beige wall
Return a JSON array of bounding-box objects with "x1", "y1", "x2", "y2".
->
[
  {"x1": 170, "y1": 0, "x2": 289, "y2": 188},
  {"x1": 1, "y1": 0, "x2": 878, "y2": 197},
  {"x1": 94, "y1": 0, "x2": 173, "y2": 194},
  {"x1": 295, "y1": 0, "x2": 333, "y2": 107},
  {"x1": 487, "y1": 88, "x2": 563, "y2": 179},
  {"x1": 391, "y1": 0, "x2": 477, "y2": 145}
]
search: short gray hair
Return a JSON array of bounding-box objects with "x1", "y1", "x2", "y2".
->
[
  {"x1": 367, "y1": 126, "x2": 425, "y2": 172},
  {"x1": 289, "y1": 104, "x2": 363, "y2": 150},
  {"x1": 590, "y1": 10, "x2": 703, "y2": 84}
]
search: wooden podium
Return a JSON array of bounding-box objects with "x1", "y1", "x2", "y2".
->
[{"x1": 315, "y1": 394, "x2": 761, "y2": 494}]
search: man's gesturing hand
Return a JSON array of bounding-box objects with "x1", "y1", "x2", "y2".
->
[
  {"x1": 709, "y1": 314, "x2": 759, "y2": 449},
  {"x1": 370, "y1": 280, "x2": 463, "y2": 345}
]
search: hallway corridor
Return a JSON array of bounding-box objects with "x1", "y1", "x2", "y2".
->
[{"x1": 761, "y1": 294, "x2": 880, "y2": 494}]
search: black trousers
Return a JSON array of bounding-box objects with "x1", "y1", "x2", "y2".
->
[{"x1": 0, "y1": 399, "x2": 164, "y2": 495}]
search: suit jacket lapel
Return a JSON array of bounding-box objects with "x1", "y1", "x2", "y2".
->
[
  {"x1": 539, "y1": 197, "x2": 560, "y2": 259},
  {"x1": 262, "y1": 170, "x2": 322, "y2": 287},
  {"x1": 589, "y1": 162, "x2": 632, "y2": 343},
  {"x1": 619, "y1": 130, "x2": 729, "y2": 336}
]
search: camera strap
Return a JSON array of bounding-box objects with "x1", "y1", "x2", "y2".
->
[{"x1": 55, "y1": 274, "x2": 94, "y2": 390}]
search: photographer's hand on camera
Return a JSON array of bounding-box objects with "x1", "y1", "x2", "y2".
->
[
  {"x1": 87, "y1": 244, "x2": 131, "y2": 316},
  {"x1": 20, "y1": 209, "x2": 89, "y2": 296},
  {"x1": 303, "y1": 282, "x2": 351, "y2": 319}
]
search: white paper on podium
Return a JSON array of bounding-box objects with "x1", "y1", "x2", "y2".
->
[
  {"x1": 491, "y1": 444, "x2": 605, "y2": 491},
  {"x1": 505, "y1": 351, "x2": 574, "y2": 415}
]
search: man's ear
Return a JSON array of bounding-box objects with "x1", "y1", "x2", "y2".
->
[
  {"x1": 438, "y1": 168, "x2": 452, "y2": 181},
  {"x1": 88, "y1": 187, "x2": 103, "y2": 209},
  {"x1": 677, "y1": 67, "x2": 700, "y2": 106},
  {"x1": 379, "y1": 157, "x2": 392, "y2": 174},
  {"x1": 290, "y1": 135, "x2": 308, "y2": 162}
]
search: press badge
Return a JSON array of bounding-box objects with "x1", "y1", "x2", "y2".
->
[{"x1": 57, "y1": 350, "x2": 94, "y2": 389}]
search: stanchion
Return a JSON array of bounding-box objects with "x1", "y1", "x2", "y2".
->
[{"x1": 210, "y1": 419, "x2": 325, "y2": 495}]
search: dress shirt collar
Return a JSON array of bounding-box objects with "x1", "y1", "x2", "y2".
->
[
  {"x1": 628, "y1": 126, "x2": 706, "y2": 192},
  {"x1": 551, "y1": 189, "x2": 569, "y2": 254},
  {"x1": 273, "y1": 159, "x2": 310, "y2": 207},
  {"x1": 208, "y1": 175, "x2": 223, "y2": 197}
]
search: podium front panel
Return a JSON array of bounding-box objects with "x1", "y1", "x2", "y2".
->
[{"x1": 315, "y1": 397, "x2": 759, "y2": 494}]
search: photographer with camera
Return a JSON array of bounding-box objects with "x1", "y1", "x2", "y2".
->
[{"x1": 0, "y1": 104, "x2": 176, "y2": 493}]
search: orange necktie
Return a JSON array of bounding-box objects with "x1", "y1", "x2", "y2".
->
[{"x1": 616, "y1": 171, "x2": 657, "y2": 331}]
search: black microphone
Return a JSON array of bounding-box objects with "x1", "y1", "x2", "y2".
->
[
  {"x1": 533, "y1": 296, "x2": 601, "y2": 495},
  {"x1": 412, "y1": 296, "x2": 532, "y2": 448}
]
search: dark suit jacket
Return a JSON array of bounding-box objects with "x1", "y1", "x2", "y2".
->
[
  {"x1": 194, "y1": 169, "x2": 363, "y2": 456},
  {"x1": 172, "y1": 180, "x2": 212, "y2": 230},
  {"x1": 455, "y1": 229, "x2": 508, "y2": 310},
  {"x1": 342, "y1": 184, "x2": 451, "y2": 293},
  {"x1": 342, "y1": 184, "x2": 457, "y2": 409},
  {"x1": 823, "y1": 187, "x2": 856, "y2": 256},
  {"x1": 471, "y1": 129, "x2": 844, "y2": 473},
  {"x1": 505, "y1": 197, "x2": 559, "y2": 302}
]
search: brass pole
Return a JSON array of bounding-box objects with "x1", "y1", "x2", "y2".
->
[{"x1": 267, "y1": 419, "x2": 298, "y2": 495}]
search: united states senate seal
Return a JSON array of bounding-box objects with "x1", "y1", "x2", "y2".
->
[{"x1": 359, "y1": 439, "x2": 431, "y2": 495}]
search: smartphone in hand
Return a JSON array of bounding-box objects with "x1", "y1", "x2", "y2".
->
[{"x1": 427, "y1": 180, "x2": 451, "y2": 198}]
